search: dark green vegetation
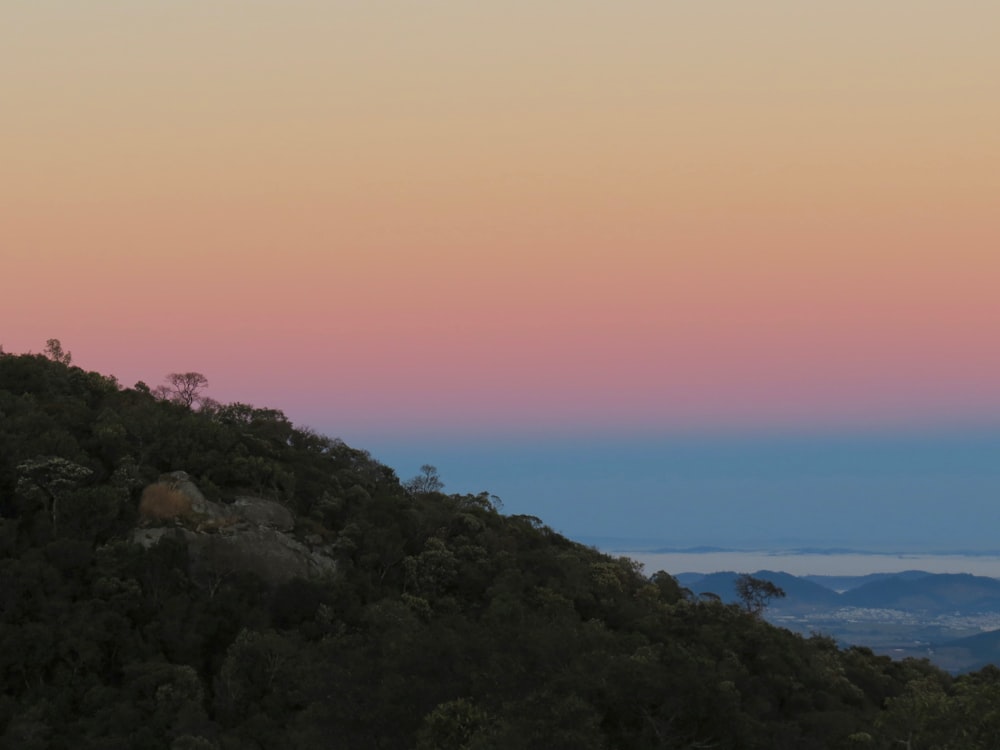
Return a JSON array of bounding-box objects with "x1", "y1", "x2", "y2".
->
[{"x1": 3, "y1": 351, "x2": 1000, "y2": 749}]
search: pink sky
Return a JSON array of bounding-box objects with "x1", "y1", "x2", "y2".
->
[{"x1": 3, "y1": 1, "x2": 999, "y2": 438}]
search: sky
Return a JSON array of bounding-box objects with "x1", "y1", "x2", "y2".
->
[{"x1": 3, "y1": 2, "x2": 999, "y2": 552}]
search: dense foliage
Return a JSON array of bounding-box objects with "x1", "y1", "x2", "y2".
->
[{"x1": 2, "y1": 351, "x2": 999, "y2": 748}]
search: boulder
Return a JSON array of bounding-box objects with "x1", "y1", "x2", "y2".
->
[
  {"x1": 133, "y1": 474, "x2": 334, "y2": 585},
  {"x1": 230, "y1": 496, "x2": 295, "y2": 532},
  {"x1": 133, "y1": 524, "x2": 336, "y2": 586},
  {"x1": 161, "y1": 471, "x2": 210, "y2": 514}
]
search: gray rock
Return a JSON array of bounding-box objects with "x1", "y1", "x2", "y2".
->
[
  {"x1": 134, "y1": 475, "x2": 334, "y2": 586},
  {"x1": 230, "y1": 497, "x2": 296, "y2": 532},
  {"x1": 160, "y1": 471, "x2": 210, "y2": 515},
  {"x1": 133, "y1": 526, "x2": 185, "y2": 549},
  {"x1": 132, "y1": 525, "x2": 337, "y2": 586},
  {"x1": 189, "y1": 527, "x2": 336, "y2": 586}
]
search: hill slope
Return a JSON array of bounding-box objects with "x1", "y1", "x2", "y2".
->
[{"x1": 3, "y1": 351, "x2": 1000, "y2": 748}]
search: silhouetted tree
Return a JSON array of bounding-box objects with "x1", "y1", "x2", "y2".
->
[
  {"x1": 404, "y1": 464, "x2": 444, "y2": 494},
  {"x1": 44, "y1": 338, "x2": 72, "y2": 365},
  {"x1": 155, "y1": 372, "x2": 209, "y2": 408},
  {"x1": 735, "y1": 574, "x2": 785, "y2": 617}
]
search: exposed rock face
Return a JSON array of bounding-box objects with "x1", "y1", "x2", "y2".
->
[
  {"x1": 230, "y1": 496, "x2": 295, "y2": 532},
  {"x1": 138, "y1": 471, "x2": 211, "y2": 523},
  {"x1": 138, "y1": 484, "x2": 192, "y2": 522},
  {"x1": 133, "y1": 475, "x2": 335, "y2": 586},
  {"x1": 133, "y1": 526, "x2": 336, "y2": 586},
  {"x1": 163, "y1": 471, "x2": 210, "y2": 514}
]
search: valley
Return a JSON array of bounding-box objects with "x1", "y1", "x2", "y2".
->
[{"x1": 677, "y1": 568, "x2": 1000, "y2": 672}]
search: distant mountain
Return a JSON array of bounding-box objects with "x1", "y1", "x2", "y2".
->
[
  {"x1": 842, "y1": 573, "x2": 1000, "y2": 612},
  {"x1": 674, "y1": 572, "x2": 707, "y2": 587},
  {"x1": 668, "y1": 568, "x2": 1000, "y2": 674},
  {"x1": 686, "y1": 570, "x2": 841, "y2": 609},
  {"x1": 804, "y1": 570, "x2": 932, "y2": 592},
  {"x1": 682, "y1": 570, "x2": 1000, "y2": 617},
  {"x1": 576, "y1": 536, "x2": 677, "y2": 551},
  {"x1": 684, "y1": 571, "x2": 741, "y2": 602},
  {"x1": 648, "y1": 545, "x2": 735, "y2": 553},
  {"x1": 892, "y1": 629, "x2": 1000, "y2": 674},
  {"x1": 933, "y1": 629, "x2": 1000, "y2": 673}
]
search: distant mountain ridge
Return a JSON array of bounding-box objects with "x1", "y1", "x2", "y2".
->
[
  {"x1": 685, "y1": 570, "x2": 840, "y2": 610},
  {"x1": 803, "y1": 570, "x2": 932, "y2": 592},
  {"x1": 933, "y1": 630, "x2": 1000, "y2": 673},
  {"x1": 683, "y1": 570, "x2": 1000, "y2": 616},
  {"x1": 841, "y1": 573, "x2": 1000, "y2": 612},
  {"x1": 601, "y1": 541, "x2": 1000, "y2": 557}
]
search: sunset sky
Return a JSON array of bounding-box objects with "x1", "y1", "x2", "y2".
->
[{"x1": 3, "y1": 2, "x2": 999, "y2": 551}]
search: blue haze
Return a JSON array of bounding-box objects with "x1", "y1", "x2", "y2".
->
[{"x1": 341, "y1": 429, "x2": 1000, "y2": 553}]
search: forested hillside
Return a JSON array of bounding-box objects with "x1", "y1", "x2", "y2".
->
[{"x1": 2, "y1": 350, "x2": 999, "y2": 749}]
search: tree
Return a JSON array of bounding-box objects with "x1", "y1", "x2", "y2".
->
[
  {"x1": 155, "y1": 372, "x2": 209, "y2": 408},
  {"x1": 734, "y1": 574, "x2": 785, "y2": 617},
  {"x1": 404, "y1": 464, "x2": 444, "y2": 494},
  {"x1": 16, "y1": 456, "x2": 94, "y2": 537},
  {"x1": 44, "y1": 338, "x2": 72, "y2": 365}
]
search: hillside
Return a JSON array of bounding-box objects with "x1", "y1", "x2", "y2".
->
[{"x1": 4, "y1": 351, "x2": 1000, "y2": 748}]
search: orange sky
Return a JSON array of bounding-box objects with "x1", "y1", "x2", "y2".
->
[{"x1": 3, "y1": 1, "x2": 998, "y2": 436}]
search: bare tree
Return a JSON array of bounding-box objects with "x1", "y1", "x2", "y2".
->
[
  {"x1": 44, "y1": 338, "x2": 72, "y2": 365},
  {"x1": 404, "y1": 464, "x2": 444, "y2": 495},
  {"x1": 155, "y1": 372, "x2": 209, "y2": 408}
]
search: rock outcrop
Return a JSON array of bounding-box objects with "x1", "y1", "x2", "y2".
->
[
  {"x1": 133, "y1": 475, "x2": 335, "y2": 586},
  {"x1": 230, "y1": 496, "x2": 295, "y2": 532}
]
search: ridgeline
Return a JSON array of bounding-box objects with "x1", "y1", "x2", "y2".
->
[{"x1": 1, "y1": 351, "x2": 998, "y2": 749}]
